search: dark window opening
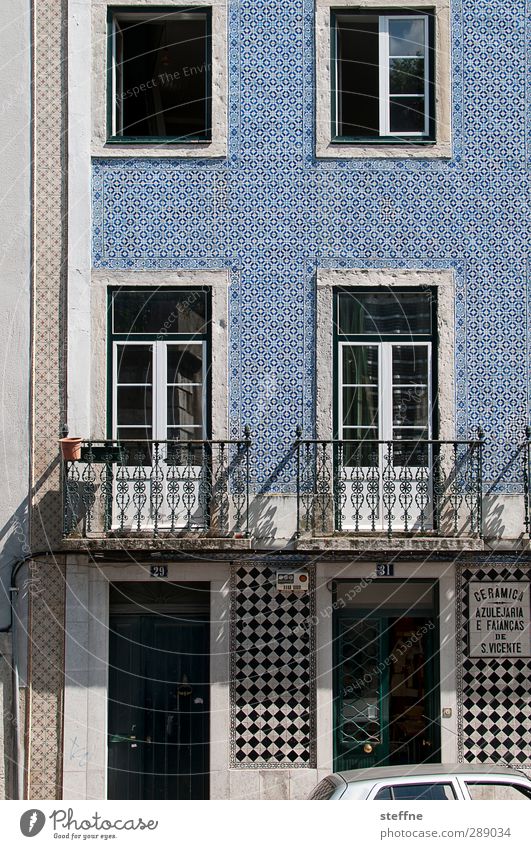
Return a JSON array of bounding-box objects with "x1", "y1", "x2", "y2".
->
[
  {"x1": 111, "y1": 9, "x2": 211, "y2": 141},
  {"x1": 112, "y1": 289, "x2": 208, "y2": 335},
  {"x1": 335, "y1": 15, "x2": 380, "y2": 138},
  {"x1": 388, "y1": 782, "x2": 456, "y2": 800},
  {"x1": 337, "y1": 290, "x2": 433, "y2": 336}
]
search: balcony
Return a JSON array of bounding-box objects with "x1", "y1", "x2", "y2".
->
[
  {"x1": 62, "y1": 434, "x2": 251, "y2": 549},
  {"x1": 295, "y1": 432, "x2": 485, "y2": 551}
]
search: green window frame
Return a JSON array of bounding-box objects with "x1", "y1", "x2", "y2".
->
[
  {"x1": 107, "y1": 5, "x2": 212, "y2": 144},
  {"x1": 333, "y1": 287, "x2": 438, "y2": 443},
  {"x1": 331, "y1": 8, "x2": 436, "y2": 144},
  {"x1": 107, "y1": 287, "x2": 212, "y2": 442}
]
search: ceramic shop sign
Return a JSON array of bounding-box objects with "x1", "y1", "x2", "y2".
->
[{"x1": 469, "y1": 581, "x2": 531, "y2": 658}]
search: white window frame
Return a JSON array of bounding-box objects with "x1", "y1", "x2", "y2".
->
[
  {"x1": 339, "y1": 340, "x2": 432, "y2": 444},
  {"x1": 338, "y1": 341, "x2": 380, "y2": 443},
  {"x1": 112, "y1": 340, "x2": 207, "y2": 442},
  {"x1": 379, "y1": 15, "x2": 430, "y2": 138},
  {"x1": 338, "y1": 339, "x2": 433, "y2": 531}
]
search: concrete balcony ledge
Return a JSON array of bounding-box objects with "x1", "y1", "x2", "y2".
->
[
  {"x1": 60, "y1": 534, "x2": 253, "y2": 553},
  {"x1": 294, "y1": 534, "x2": 485, "y2": 553}
]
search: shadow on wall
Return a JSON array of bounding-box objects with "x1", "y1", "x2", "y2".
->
[
  {"x1": 482, "y1": 439, "x2": 528, "y2": 541},
  {"x1": 0, "y1": 633, "x2": 16, "y2": 798},
  {"x1": 247, "y1": 445, "x2": 299, "y2": 543},
  {"x1": 0, "y1": 499, "x2": 30, "y2": 631}
]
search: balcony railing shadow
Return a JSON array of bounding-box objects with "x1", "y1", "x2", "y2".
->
[
  {"x1": 524, "y1": 427, "x2": 531, "y2": 537},
  {"x1": 295, "y1": 428, "x2": 484, "y2": 540},
  {"x1": 62, "y1": 432, "x2": 251, "y2": 539}
]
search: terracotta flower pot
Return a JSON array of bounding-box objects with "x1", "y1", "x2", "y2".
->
[{"x1": 59, "y1": 437, "x2": 82, "y2": 461}]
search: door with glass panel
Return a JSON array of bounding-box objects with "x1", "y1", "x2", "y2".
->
[
  {"x1": 337, "y1": 290, "x2": 434, "y2": 531},
  {"x1": 111, "y1": 289, "x2": 209, "y2": 531},
  {"x1": 334, "y1": 581, "x2": 440, "y2": 772},
  {"x1": 335, "y1": 614, "x2": 439, "y2": 771},
  {"x1": 335, "y1": 617, "x2": 389, "y2": 770}
]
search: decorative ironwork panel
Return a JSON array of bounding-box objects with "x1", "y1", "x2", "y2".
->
[
  {"x1": 63, "y1": 437, "x2": 250, "y2": 538},
  {"x1": 296, "y1": 437, "x2": 484, "y2": 539},
  {"x1": 339, "y1": 620, "x2": 381, "y2": 745}
]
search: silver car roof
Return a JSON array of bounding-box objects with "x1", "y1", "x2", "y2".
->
[{"x1": 337, "y1": 763, "x2": 529, "y2": 783}]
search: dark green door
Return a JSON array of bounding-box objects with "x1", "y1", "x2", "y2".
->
[
  {"x1": 108, "y1": 614, "x2": 209, "y2": 799},
  {"x1": 334, "y1": 614, "x2": 439, "y2": 771}
]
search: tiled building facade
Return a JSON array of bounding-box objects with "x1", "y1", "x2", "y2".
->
[{"x1": 5, "y1": 0, "x2": 531, "y2": 799}]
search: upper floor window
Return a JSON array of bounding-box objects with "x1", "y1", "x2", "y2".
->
[
  {"x1": 332, "y1": 10, "x2": 434, "y2": 141},
  {"x1": 315, "y1": 2, "x2": 450, "y2": 158},
  {"x1": 109, "y1": 7, "x2": 212, "y2": 142},
  {"x1": 336, "y1": 289, "x2": 435, "y2": 457},
  {"x1": 110, "y1": 288, "x2": 210, "y2": 443}
]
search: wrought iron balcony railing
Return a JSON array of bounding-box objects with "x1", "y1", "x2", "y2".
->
[
  {"x1": 295, "y1": 430, "x2": 484, "y2": 539},
  {"x1": 63, "y1": 433, "x2": 251, "y2": 538}
]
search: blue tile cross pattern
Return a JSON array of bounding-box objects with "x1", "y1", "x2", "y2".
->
[{"x1": 93, "y1": 0, "x2": 530, "y2": 493}]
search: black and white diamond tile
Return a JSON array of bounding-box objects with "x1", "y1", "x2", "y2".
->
[
  {"x1": 230, "y1": 561, "x2": 316, "y2": 768},
  {"x1": 457, "y1": 564, "x2": 531, "y2": 767}
]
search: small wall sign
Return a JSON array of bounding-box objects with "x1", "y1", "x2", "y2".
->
[
  {"x1": 468, "y1": 582, "x2": 531, "y2": 658},
  {"x1": 150, "y1": 564, "x2": 168, "y2": 578},
  {"x1": 376, "y1": 563, "x2": 394, "y2": 577}
]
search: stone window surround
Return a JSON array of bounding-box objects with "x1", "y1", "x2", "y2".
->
[
  {"x1": 316, "y1": 267, "x2": 456, "y2": 440},
  {"x1": 315, "y1": 0, "x2": 452, "y2": 159},
  {"x1": 92, "y1": 0, "x2": 228, "y2": 158},
  {"x1": 91, "y1": 269, "x2": 229, "y2": 439}
]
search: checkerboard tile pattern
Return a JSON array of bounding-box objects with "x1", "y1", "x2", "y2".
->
[
  {"x1": 230, "y1": 561, "x2": 316, "y2": 767},
  {"x1": 457, "y1": 565, "x2": 531, "y2": 767}
]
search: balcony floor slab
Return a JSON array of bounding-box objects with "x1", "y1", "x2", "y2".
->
[
  {"x1": 61, "y1": 536, "x2": 253, "y2": 553},
  {"x1": 294, "y1": 535, "x2": 485, "y2": 553}
]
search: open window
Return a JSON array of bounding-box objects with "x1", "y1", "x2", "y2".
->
[
  {"x1": 109, "y1": 7, "x2": 212, "y2": 142},
  {"x1": 315, "y1": 2, "x2": 451, "y2": 158},
  {"x1": 332, "y1": 10, "x2": 434, "y2": 141}
]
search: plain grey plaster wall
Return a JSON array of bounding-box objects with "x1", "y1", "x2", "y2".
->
[{"x1": 0, "y1": 0, "x2": 31, "y2": 629}]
